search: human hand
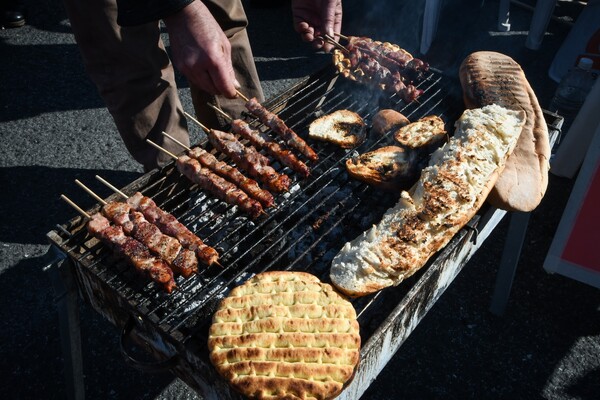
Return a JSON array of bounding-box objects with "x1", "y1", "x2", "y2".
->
[
  {"x1": 164, "y1": 1, "x2": 239, "y2": 98},
  {"x1": 291, "y1": 0, "x2": 342, "y2": 52}
]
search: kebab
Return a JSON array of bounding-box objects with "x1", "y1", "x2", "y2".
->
[
  {"x1": 206, "y1": 105, "x2": 311, "y2": 178},
  {"x1": 184, "y1": 112, "x2": 291, "y2": 193},
  {"x1": 75, "y1": 180, "x2": 199, "y2": 278},
  {"x1": 162, "y1": 131, "x2": 274, "y2": 208},
  {"x1": 328, "y1": 34, "x2": 428, "y2": 103},
  {"x1": 236, "y1": 91, "x2": 319, "y2": 162},
  {"x1": 61, "y1": 195, "x2": 177, "y2": 293},
  {"x1": 147, "y1": 139, "x2": 264, "y2": 219}
]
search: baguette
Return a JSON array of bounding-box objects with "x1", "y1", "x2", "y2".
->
[
  {"x1": 330, "y1": 105, "x2": 525, "y2": 297},
  {"x1": 459, "y1": 51, "x2": 550, "y2": 211}
]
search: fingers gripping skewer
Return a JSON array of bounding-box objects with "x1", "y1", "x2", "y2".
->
[
  {"x1": 235, "y1": 90, "x2": 249, "y2": 102},
  {"x1": 323, "y1": 34, "x2": 349, "y2": 54}
]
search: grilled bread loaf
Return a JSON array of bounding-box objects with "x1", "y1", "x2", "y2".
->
[
  {"x1": 208, "y1": 271, "x2": 361, "y2": 399},
  {"x1": 371, "y1": 109, "x2": 410, "y2": 136},
  {"x1": 330, "y1": 105, "x2": 525, "y2": 297},
  {"x1": 346, "y1": 146, "x2": 417, "y2": 190},
  {"x1": 393, "y1": 115, "x2": 446, "y2": 149},
  {"x1": 459, "y1": 51, "x2": 550, "y2": 211},
  {"x1": 308, "y1": 110, "x2": 366, "y2": 149}
]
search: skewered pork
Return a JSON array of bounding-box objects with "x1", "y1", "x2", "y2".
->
[
  {"x1": 332, "y1": 36, "x2": 429, "y2": 102},
  {"x1": 127, "y1": 192, "x2": 221, "y2": 266},
  {"x1": 176, "y1": 155, "x2": 264, "y2": 219},
  {"x1": 87, "y1": 213, "x2": 176, "y2": 292},
  {"x1": 187, "y1": 147, "x2": 274, "y2": 208},
  {"x1": 208, "y1": 129, "x2": 291, "y2": 193},
  {"x1": 101, "y1": 201, "x2": 199, "y2": 277},
  {"x1": 244, "y1": 97, "x2": 318, "y2": 162},
  {"x1": 230, "y1": 119, "x2": 310, "y2": 178}
]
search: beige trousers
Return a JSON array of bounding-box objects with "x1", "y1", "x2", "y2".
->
[{"x1": 63, "y1": 0, "x2": 264, "y2": 170}]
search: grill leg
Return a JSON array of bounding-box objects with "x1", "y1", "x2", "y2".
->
[
  {"x1": 489, "y1": 211, "x2": 531, "y2": 316},
  {"x1": 46, "y1": 247, "x2": 85, "y2": 400}
]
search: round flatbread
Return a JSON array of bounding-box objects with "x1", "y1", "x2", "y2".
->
[{"x1": 208, "y1": 271, "x2": 361, "y2": 399}]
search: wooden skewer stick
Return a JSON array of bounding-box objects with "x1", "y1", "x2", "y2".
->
[
  {"x1": 162, "y1": 131, "x2": 191, "y2": 151},
  {"x1": 147, "y1": 139, "x2": 179, "y2": 160},
  {"x1": 95, "y1": 175, "x2": 129, "y2": 199},
  {"x1": 75, "y1": 179, "x2": 107, "y2": 206},
  {"x1": 323, "y1": 34, "x2": 349, "y2": 53},
  {"x1": 235, "y1": 89, "x2": 249, "y2": 102},
  {"x1": 183, "y1": 111, "x2": 210, "y2": 132},
  {"x1": 338, "y1": 33, "x2": 349, "y2": 40},
  {"x1": 61, "y1": 194, "x2": 91, "y2": 219},
  {"x1": 207, "y1": 103, "x2": 233, "y2": 122}
]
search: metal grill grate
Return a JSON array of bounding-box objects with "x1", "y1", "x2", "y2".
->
[{"x1": 48, "y1": 63, "x2": 464, "y2": 348}]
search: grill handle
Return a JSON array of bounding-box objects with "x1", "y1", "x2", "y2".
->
[{"x1": 119, "y1": 317, "x2": 179, "y2": 373}]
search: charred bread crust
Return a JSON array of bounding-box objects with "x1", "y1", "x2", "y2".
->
[
  {"x1": 345, "y1": 146, "x2": 418, "y2": 190},
  {"x1": 308, "y1": 110, "x2": 367, "y2": 149},
  {"x1": 459, "y1": 51, "x2": 550, "y2": 211},
  {"x1": 330, "y1": 105, "x2": 526, "y2": 297},
  {"x1": 394, "y1": 115, "x2": 447, "y2": 149}
]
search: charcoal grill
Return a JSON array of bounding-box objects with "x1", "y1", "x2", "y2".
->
[{"x1": 46, "y1": 63, "x2": 562, "y2": 399}]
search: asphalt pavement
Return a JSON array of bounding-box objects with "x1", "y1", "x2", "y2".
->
[{"x1": 1, "y1": 0, "x2": 599, "y2": 399}]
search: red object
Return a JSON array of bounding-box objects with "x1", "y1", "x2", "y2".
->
[{"x1": 561, "y1": 161, "x2": 600, "y2": 272}]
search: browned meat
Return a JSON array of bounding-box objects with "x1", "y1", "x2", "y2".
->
[
  {"x1": 87, "y1": 213, "x2": 176, "y2": 293},
  {"x1": 187, "y1": 147, "x2": 274, "y2": 208},
  {"x1": 126, "y1": 192, "x2": 220, "y2": 266},
  {"x1": 101, "y1": 201, "x2": 199, "y2": 277},
  {"x1": 245, "y1": 97, "x2": 318, "y2": 162},
  {"x1": 231, "y1": 119, "x2": 310, "y2": 178},
  {"x1": 176, "y1": 155, "x2": 264, "y2": 219},
  {"x1": 208, "y1": 129, "x2": 291, "y2": 193}
]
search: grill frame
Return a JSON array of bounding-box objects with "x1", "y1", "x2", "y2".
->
[{"x1": 47, "y1": 64, "x2": 562, "y2": 399}]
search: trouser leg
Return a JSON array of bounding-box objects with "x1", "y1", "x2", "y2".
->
[
  {"x1": 62, "y1": 0, "x2": 189, "y2": 170},
  {"x1": 191, "y1": 0, "x2": 264, "y2": 130}
]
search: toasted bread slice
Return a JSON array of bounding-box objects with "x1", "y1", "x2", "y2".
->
[
  {"x1": 394, "y1": 115, "x2": 446, "y2": 149},
  {"x1": 371, "y1": 109, "x2": 410, "y2": 136},
  {"x1": 309, "y1": 110, "x2": 366, "y2": 149},
  {"x1": 346, "y1": 146, "x2": 417, "y2": 190}
]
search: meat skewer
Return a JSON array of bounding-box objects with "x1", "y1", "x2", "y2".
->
[
  {"x1": 237, "y1": 91, "x2": 319, "y2": 162},
  {"x1": 95, "y1": 175, "x2": 222, "y2": 267},
  {"x1": 208, "y1": 128, "x2": 290, "y2": 193},
  {"x1": 146, "y1": 139, "x2": 264, "y2": 219},
  {"x1": 183, "y1": 112, "x2": 291, "y2": 193},
  {"x1": 60, "y1": 194, "x2": 177, "y2": 293},
  {"x1": 75, "y1": 180, "x2": 199, "y2": 277},
  {"x1": 161, "y1": 131, "x2": 274, "y2": 208},
  {"x1": 207, "y1": 105, "x2": 311, "y2": 178}
]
